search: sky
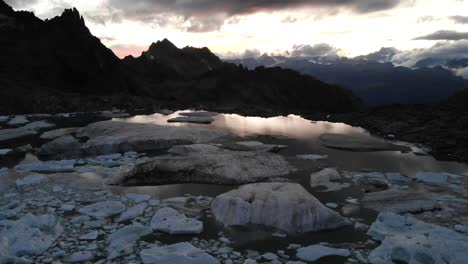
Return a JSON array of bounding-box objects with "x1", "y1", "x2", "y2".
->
[{"x1": 5, "y1": 0, "x2": 468, "y2": 63}]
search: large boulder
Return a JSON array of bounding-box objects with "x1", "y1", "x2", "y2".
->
[
  {"x1": 211, "y1": 182, "x2": 348, "y2": 233},
  {"x1": 114, "y1": 144, "x2": 295, "y2": 185},
  {"x1": 140, "y1": 242, "x2": 219, "y2": 264},
  {"x1": 310, "y1": 168, "x2": 350, "y2": 192},
  {"x1": 0, "y1": 214, "x2": 63, "y2": 260},
  {"x1": 38, "y1": 135, "x2": 82, "y2": 158},
  {"x1": 368, "y1": 212, "x2": 468, "y2": 264},
  {"x1": 77, "y1": 121, "x2": 229, "y2": 155}
]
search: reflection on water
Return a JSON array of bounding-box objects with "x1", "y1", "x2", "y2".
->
[
  {"x1": 117, "y1": 111, "x2": 366, "y2": 139},
  {"x1": 118, "y1": 110, "x2": 468, "y2": 177}
]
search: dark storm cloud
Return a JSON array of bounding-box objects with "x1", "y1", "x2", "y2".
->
[
  {"x1": 291, "y1": 43, "x2": 339, "y2": 57},
  {"x1": 450, "y1": 15, "x2": 468, "y2": 24},
  {"x1": 105, "y1": 0, "x2": 403, "y2": 32},
  {"x1": 414, "y1": 30, "x2": 468, "y2": 40}
]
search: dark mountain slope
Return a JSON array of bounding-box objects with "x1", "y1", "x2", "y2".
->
[
  {"x1": 125, "y1": 42, "x2": 362, "y2": 113},
  {"x1": 229, "y1": 56, "x2": 468, "y2": 105},
  {"x1": 0, "y1": 4, "x2": 141, "y2": 95}
]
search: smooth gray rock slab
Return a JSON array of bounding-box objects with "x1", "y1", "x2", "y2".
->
[
  {"x1": 0, "y1": 214, "x2": 63, "y2": 258},
  {"x1": 211, "y1": 182, "x2": 348, "y2": 233},
  {"x1": 15, "y1": 159, "x2": 76, "y2": 173},
  {"x1": 107, "y1": 225, "x2": 152, "y2": 260},
  {"x1": 150, "y1": 207, "x2": 203, "y2": 235},
  {"x1": 362, "y1": 189, "x2": 439, "y2": 213},
  {"x1": 296, "y1": 245, "x2": 350, "y2": 262},
  {"x1": 367, "y1": 212, "x2": 468, "y2": 264},
  {"x1": 15, "y1": 175, "x2": 48, "y2": 189},
  {"x1": 7, "y1": 116, "x2": 29, "y2": 126},
  {"x1": 179, "y1": 111, "x2": 219, "y2": 117},
  {"x1": 78, "y1": 201, "x2": 126, "y2": 219},
  {"x1": 167, "y1": 116, "x2": 214, "y2": 124},
  {"x1": 384, "y1": 173, "x2": 412, "y2": 182},
  {"x1": 0, "y1": 127, "x2": 37, "y2": 142},
  {"x1": 40, "y1": 127, "x2": 79, "y2": 139},
  {"x1": 320, "y1": 133, "x2": 410, "y2": 152},
  {"x1": 117, "y1": 203, "x2": 148, "y2": 222},
  {"x1": 140, "y1": 242, "x2": 219, "y2": 264},
  {"x1": 224, "y1": 141, "x2": 287, "y2": 152},
  {"x1": 117, "y1": 144, "x2": 295, "y2": 185},
  {"x1": 77, "y1": 121, "x2": 229, "y2": 155},
  {"x1": 415, "y1": 172, "x2": 449, "y2": 184},
  {"x1": 296, "y1": 154, "x2": 327, "y2": 160},
  {"x1": 22, "y1": 121, "x2": 55, "y2": 131}
]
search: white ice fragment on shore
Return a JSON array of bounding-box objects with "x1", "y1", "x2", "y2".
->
[
  {"x1": 106, "y1": 225, "x2": 152, "y2": 260},
  {"x1": 78, "y1": 201, "x2": 126, "y2": 219},
  {"x1": 7, "y1": 116, "x2": 29, "y2": 126},
  {"x1": 15, "y1": 175, "x2": 48, "y2": 189},
  {"x1": 140, "y1": 242, "x2": 219, "y2": 264},
  {"x1": 15, "y1": 159, "x2": 76, "y2": 173},
  {"x1": 150, "y1": 207, "x2": 203, "y2": 235}
]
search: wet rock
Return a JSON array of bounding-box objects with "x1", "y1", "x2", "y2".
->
[
  {"x1": 22, "y1": 121, "x2": 55, "y2": 131},
  {"x1": 415, "y1": 172, "x2": 449, "y2": 184},
  {"x1": 15, "y1": 159, "x2": 76, "y2": 173},
  {"x1": 158, "y1": 109, "x2": 174, "y2": 115},
  {"x1": 0, "y1": 214, "x2": 63, "y2": 259},
  {"x1": 0, "y1": 116, "x2": 9, "y2": 123},
  {"x1": 0, "y1": 149, "x2": 13, "y2": 157},
  {"x1": 384, "y1": 173, "x2": 412, "y2": 182},
  {"x1": 0, "y1": 168, "x2": 8, "y2": 177},
  {"x1": 40, "y1": 127, "x2": 79, "y2": 139},
  {"x1": 296, "y1": 245, "x2": 350, "y2": 262},
  {"x1": 77, "y1": 120, "x2": 229, "y2": 155},
  {"x1": 117, "y1": 203, "x2": 148, "y2": 222},
  {"x1": 310, "y1": 168, "x2": 350, "y2": 192},
  {"x1": 140, "y1": 242, "x2": 219, "y2": 264},
  {"x1": 367, "y1": 212, "x2": 468, "y2": 264},
  {"x1": 320, "y1": 133, "x2": 410, "y2": 152},
  {"x1": 296, "y1": 154, "x2": 327, "y2": 160},
  {"x1": 107, "y1": 225, "x2": 152, "y2": 260},
  {"x1": 117, "y1": 144, "x2": 294, "y2": 185},
  {"x1": 38, "y1": 135, "x2": 82, "y2": 158},
  {"x1": 0, "y1": 127, "x2": 37, "y2": 142},
  {"x1": 64, "y1": 251, "x2": 94, "y2": 263},
  {"x1": 340, "y1": 204, "x2": 360, "y2": 216},
  {"x1": 361, "y1": 189, "x2": 439, "y2": 213},
  {"x1": 353, "y1": 172, "x2": 389, "y2": 192},
  {"x1": 79, "y1": 231, "x2": 99, "y2": 240},
  {"x1": 15, "y1": 175, "x2": 48, "y2": 189},
  {"x1": 167, "y1": 116, "x2": 215, "y2": 124},
  {"x1": 7, "y1": 116, "x2": 29, "y2": 126},
  {"x1": 211, "y1": 182, "x2": 348, "y2": 233},
  {"x1": 78, "y1": 201, "x2": 126, "y2": 219},
  {"x1": 223, "y1": 141, "x2": 287, "y2": 152},
  {"x1": 150, "y1": 207, "x2": 203, "y2": 235}
]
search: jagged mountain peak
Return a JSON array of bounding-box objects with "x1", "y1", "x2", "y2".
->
[
  {"x1": 0, "y1": 0, "x2": 14, "y2": 15},
  {"x1": 148, "y1": 38, "x2": 178, "y2": 53}
]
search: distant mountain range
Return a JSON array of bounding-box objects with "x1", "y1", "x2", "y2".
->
[
  {"x1": 226, "y1": 53, "x2": 468, "y2": 105},
  {"x1": 0, "y1": 0, "x2": 360, "y2": 114}
]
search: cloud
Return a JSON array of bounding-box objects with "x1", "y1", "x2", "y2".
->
[
  {"x1": 393, "y1": 40, "x2": 468, "y2": 67},
  {"x1": 105, "y1": 0, "x2": 403, "y2": 32},
  {"x1": 417, "y1": 16, "x2": 438, "y2": 23},
  {"x1": 4, "y1": 0, "x2": 38, "y2": 9},
  {"x1": 282, "y1": 16, "x2": 298, "y2": 23},
  {"x1": 290, "y1": 43, "x2": 339, "y2": 57},
  {"x1": 414, "y1": 30, "x2": 468, "y2": 40},
  {"x1": 450, "y1": 15, "x2": 468, "y2": 24}
]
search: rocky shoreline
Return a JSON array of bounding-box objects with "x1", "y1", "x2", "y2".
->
[{"x1": 1, "y1": 110, "x2": 468, "y2": 264}]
